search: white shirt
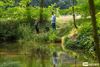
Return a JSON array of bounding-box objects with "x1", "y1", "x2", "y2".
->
[{"x1": 51, "y1": 15, "x2": 56, "y2": 23}]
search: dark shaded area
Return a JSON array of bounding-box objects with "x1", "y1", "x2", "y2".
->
[
  {"x1": 34, "y1": 21, "x2": 40, "y2": 34},
  {"x1": 0, "y1": 22, "x2": 19, "y2": 43}
]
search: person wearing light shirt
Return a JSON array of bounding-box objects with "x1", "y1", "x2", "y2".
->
[{"x1": 51, "y1": 12, "x2": 56, "y2": 30}]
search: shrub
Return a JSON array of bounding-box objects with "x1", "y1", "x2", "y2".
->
[
  {"x1": 48, "y1": 31, "x2": 58, "y2": 42},
  {"x1": 0, "y1": 6, "x2": 53, "y2": 42},
  {"x1": 0, "y1": 20, "x2": 19, "y2": 42}
]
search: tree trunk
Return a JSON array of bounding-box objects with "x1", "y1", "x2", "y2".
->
[
  {"x1": 88, "y1": 0, "x2": 100, "y2": 64},
  {"x1": 40, "y1": 0, "x2": 44, "y2": 23},
  {"x1": 72, "y1": 0, "x2": 78, "y2": 29}
]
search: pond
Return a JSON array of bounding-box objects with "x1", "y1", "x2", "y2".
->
[{"x1": 0, "y1": 42, "x2": 99, "y2": 67}]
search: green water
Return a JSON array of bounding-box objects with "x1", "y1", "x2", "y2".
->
[
  {"x1": 0, "y1": 42, "x2": 99, "y2": 67},
  {"x1": 0, "y1": 42, "x2": 61, "y2": 67}
]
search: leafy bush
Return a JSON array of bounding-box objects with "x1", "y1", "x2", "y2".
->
[
  {"x1": 65, "y1": 37, "x2": 76, "y2": 49},
  {"x1": 76, "y1": 22, "x2": 93, "y2": 50},
  {"x1": 48, "y1": 31, "x2": 58, "y2": 42},
  {"x1": 0, "y1": 6, "x2": 54, "y2": 42},
  {"x1": 17, "y1": 23, "x2": 33, "y2": 40},
  {"x1": 0, "y1": 19, "x2": 33, "y2": 42},
  {"x1": 33, "y1": 33, "x2": 49, "y2": 42},
  {"x1": 0, "y1": 20, "x2": 19, "y2": 42},
  {"x1": 64, "y1": 20, "x2": 94, "y2": 54}
]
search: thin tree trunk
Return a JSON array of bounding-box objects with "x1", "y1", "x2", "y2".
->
[
  {"x1": 88, "y1": 0, "x2": 100, "y2": 64},
  {"x1": 72, "y1": 0, "x2": 78, "y2": 29},
  {"x1": 40, "y1": 0, "x2": 44, "y2": 23}
]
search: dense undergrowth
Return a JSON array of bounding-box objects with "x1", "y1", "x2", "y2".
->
[
  {"x1": 0, "y1": 5, "x2": 58, "y2": 42},
  {"x1": 64, "y1": 15, "x2": 100, "y2": 61}
]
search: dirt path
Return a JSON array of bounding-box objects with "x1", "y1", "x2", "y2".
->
[{"x1": 57, "y1": 15, "x2": 81, "y2": 23}]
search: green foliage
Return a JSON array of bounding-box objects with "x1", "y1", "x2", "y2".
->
[
  {"x1": 0, "y1": 1, "x2": 5, "y2": 6},
  {"x1": 1, "y1": 0, "x2": 14, "y2": 7},
  {"x1": 33, "y1": 33, "x2": 49, "y2": 42},
  {"x1": 33, "y1": 30, "x2": 58, "y2": 42},
  {"x1": 48, "y1": 31, "x2": 58, "y2": 42},
  {"x1": 0, "y1": 2, "x2": 61, "y2": 42},
  {"x1": 17, "y1": 24, "x2": 33, "y2": 40},
  {"x1": 0, "y1": 6, "x2": 54, "y2": 42},
  {"x1": 0, "y1": 8, "x2": 4, "y2": 17},
  {"x1": 47, "y1": 4, "x2": 60, "y2": 16},
  {"x1": 59, "y1": 9, "x2": 69, "y2": 15},
  {"x1": 64, "y1": 19, "x2": 95, "y2": 57},
  {"x1": 3, "y1": 7, "x2": 26, "y2": 20},
  {"x1": 95, "y1": 0, "x2": 100, "y2": 12},
  {"x1": 96, "y1": 12, "x2": 100, "y2": 35},
  {"x1": 0, "y1": 20, "x2": 19, "y2": 42},
  {"x1": 65, "y1": 37, "x2": 75, "y2": 48},
  {"x1": 0, "y1": 20, "x2": 33, "y2": 42},
  {"x1": 78, "y1": 22, "x2": 93, "y2": 49},
  {"x1": 60, "y1": 0, "x2": 100, "y2": 17},
  {"x1": 0, "y1": 6, "x2": 53, "y2": 21},
  {"x1": 19, "y1": 0, "x2": 31, "y2": 7}
]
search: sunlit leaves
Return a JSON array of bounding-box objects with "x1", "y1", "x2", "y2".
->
[
  {"x1": 0, "y1": 1, "x2": 5, "y2": 6},
  {"x1": 3, "y1": 0, "x2": 15, "y2": 6},
  {"x1": 19, "y1": 0, "x2": 31, "y2": 7}
]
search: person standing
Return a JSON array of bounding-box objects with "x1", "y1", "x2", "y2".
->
[{"x1": 51, "y1": 12, "x2": 56, "y2": 30}]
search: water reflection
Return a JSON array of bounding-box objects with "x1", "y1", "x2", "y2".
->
[
  {"x1": 0, "y1": 42, "x2": 98, "y2": 67},
  {"x1": 0, "y1": 42, "x2": 61, "y2": 67}
]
